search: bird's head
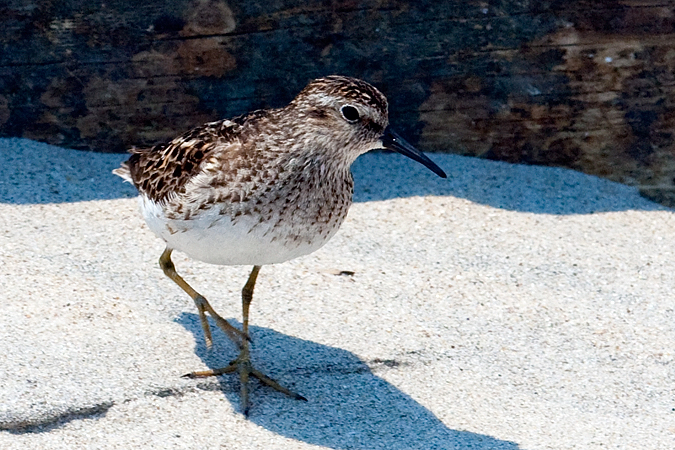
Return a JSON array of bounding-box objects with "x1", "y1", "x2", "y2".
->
[{"x1": 288, "y1": 75, "x2": 446, "y2": 178}]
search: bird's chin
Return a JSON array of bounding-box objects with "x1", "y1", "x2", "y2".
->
[{"x1": 369, "y1": 140, "x2": 387, "y2": 152}]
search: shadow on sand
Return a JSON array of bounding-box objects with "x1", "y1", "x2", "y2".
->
[
  {"x1": 1, "y1": 138, "x2": 666, "y2": 215},
  {"x1": 351, "y1": 152, "x2": 666, "y2": 214},
  {"x1": 175, "y1": 313, "x2": 520, "y2": 450},
  {"x1": 0, "y1": 138, "x2": 137, "y2": 204}
]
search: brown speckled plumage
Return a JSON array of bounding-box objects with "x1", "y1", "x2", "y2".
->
[
  {"x1": 114, "y1": 76, "x2": 396, "y2": 252},
  {"x1": 118, "y1": 110, "x2": 266, "y2": 204},
  {"x1": 117, "y1": 76, "x2": 388, "y2": 205},
  {"x1": 113, "y1": 75, "x2": 445, "y2": 416}
]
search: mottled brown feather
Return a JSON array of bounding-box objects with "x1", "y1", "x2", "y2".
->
[
  {"x1": 294, "y1": 75, "x2": 388, "y2": 113},
  {"x1": 124, "y1": 111, "x2": 269, "y2": 203},
  {"x1": 115, "y1": 75, "x2": 396, "y2": 218}
]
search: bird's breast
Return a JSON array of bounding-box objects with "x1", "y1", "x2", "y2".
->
[{"x1": 138, "y1": 171, "x2": 353, "y2": 266}]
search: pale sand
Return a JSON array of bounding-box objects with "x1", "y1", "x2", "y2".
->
[{"x1": 1, "y1": 137, "x2": 673, "y2": 449}]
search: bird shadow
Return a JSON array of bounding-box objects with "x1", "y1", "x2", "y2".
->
[{"x1": 175, "y1": 313, "x2": 520, "y2": 450}]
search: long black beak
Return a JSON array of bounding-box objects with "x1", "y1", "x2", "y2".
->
[{"x1": 381, "y1": 127, "x2": 447, "y2": 178}]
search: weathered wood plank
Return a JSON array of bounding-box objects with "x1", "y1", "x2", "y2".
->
[{"x1": 2, "y1": 1, "x2": 675, "y2": 204}]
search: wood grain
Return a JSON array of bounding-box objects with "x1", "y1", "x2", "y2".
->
[{"x1": 2, "y1": 1, "x2": 675, "y2": 204}]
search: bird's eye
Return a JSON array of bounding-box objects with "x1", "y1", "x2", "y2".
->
[{"x1": 340, "y1": 105, "x2": 360, "y2": 122}]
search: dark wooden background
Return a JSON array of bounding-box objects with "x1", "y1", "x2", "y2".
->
[{"x1": 2, "y1": 1, "x2": 675, "y2": 204}]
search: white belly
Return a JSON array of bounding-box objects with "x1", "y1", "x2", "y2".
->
[{"x1": 139, "y1": 196, "x2": 338, "y2": 265}]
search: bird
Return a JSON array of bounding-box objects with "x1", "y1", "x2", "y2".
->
[{"x1": 114, "y1": 75, "x2": 446, "y2": 416}]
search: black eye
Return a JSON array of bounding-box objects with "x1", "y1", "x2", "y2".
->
[{"x1": 340, "y1": 105, "x2": 360, "y2": 122}]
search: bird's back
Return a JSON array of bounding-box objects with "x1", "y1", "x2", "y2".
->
[{"x1": 114, "y1": 111, "x2": 270, "y2": 204}]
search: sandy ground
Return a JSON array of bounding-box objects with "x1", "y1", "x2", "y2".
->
[{"x1": 0, "y1": 137, "x2": 673, "y2": 449}]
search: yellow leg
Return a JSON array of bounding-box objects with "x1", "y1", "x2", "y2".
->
[
  {"x1": 183, "y1": 265, "x2": 306, "y2": 416},
  {"x1": 238, "y1": 265, "x2": 259, "y2": 414},
  {"x1": 159, "y1": 247, "x2": 246, "y2": 348}
]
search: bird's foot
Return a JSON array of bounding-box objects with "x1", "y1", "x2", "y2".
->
[{"x1": 182, "y1": 351, "x2": 306, "y2": 416}]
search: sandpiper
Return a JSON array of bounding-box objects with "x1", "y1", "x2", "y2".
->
[{"x1": 114, "y1": 75, "x2": 446, "y2": 415}]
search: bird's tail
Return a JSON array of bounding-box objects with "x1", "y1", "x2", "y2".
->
[
  {"x1": 112, "y1": 162, "x2": 133, "y2": 183},
  {"x1": 113, "y1": 146, "x2": 147, "y2": 183}
]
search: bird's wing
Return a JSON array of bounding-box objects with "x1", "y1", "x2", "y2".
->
[{"x1": 114, "y1": 111, "x2": 266, "y2": 203}]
